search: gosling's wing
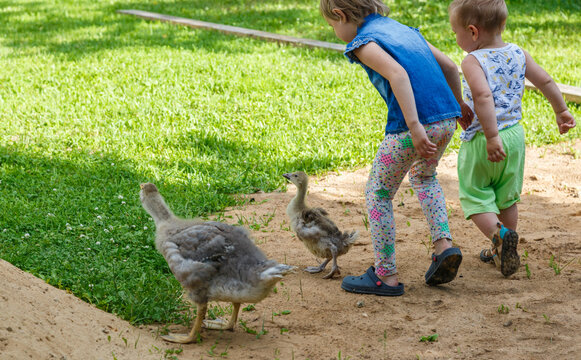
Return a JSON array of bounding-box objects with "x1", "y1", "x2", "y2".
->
[
  {"x1": 309, "y1": 207, "x2": 329, "y2": 216},
  {"x1": 162, "y1": 223, "x2": 237, "y2": 289},
  {"x1": 296, "y1": 208, "x2": 340, "y2": 241}
]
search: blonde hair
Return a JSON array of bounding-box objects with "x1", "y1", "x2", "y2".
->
[
  {"x1": 449, "y1": 0, "x2": 508, "y2": 33},
  {"x1": 320, "y1": 0, "x2": 390, "y2": 25}
]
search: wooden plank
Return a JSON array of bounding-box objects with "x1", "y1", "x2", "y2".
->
[
  {"x1": 118, "y1": 9, "x2": 581, "y2": 104},
  {"x1": 117, "y1": 9, "x2": 345, "y2": 52}
]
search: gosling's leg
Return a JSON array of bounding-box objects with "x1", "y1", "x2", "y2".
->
[
  {"x1": 322, "y1": 248, "x2": 340, "y2": 279},
  {"x1": 203, "y1": 303, "x2": 241, "y2": 331},
  {"x1": 304, "y1": 258, "x2": 330, "y2": 273},
  {"x1": 161, "y1": 302, "x2": 207, "y2": 344}
]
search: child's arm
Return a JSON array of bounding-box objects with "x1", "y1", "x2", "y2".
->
[
  {"x1": 353, "y1": 42, "x2": 437, "y2": 158},
  {"x1": 427, "y1": 42, "x2": 474, "y2": 129},
  {"x1": 523, "y1": 50, "x2": 576, "y2": 134},
  {"x1": 461, "y1": 55, "x2": 506, "y2": 162}
]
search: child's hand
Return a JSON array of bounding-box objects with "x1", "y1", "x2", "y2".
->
[
  {"x1": 556, "y1": 109, "x2": 576, "y2": 134},
  {"x1": 486, "y1": 135, "x2": 506, "y2": 162},
  {"x1": 409, "y1": 124, "x2": 437, "y2": 158},
  {"x1": 458, "y1": 102, "x2": 474, "y2": 130}
]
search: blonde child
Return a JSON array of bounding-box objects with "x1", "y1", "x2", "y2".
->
[
  {"x1": 319, "y1": 0, "x2": 472, "y2": 295},
  {"x1": 448, "y1": 0, "x2": 576, "y2": 276}
]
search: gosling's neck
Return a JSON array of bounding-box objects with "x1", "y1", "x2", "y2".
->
[
  {"x1": 287, "y1": 182, "x2": 308, "y2": 217},
  {"x1": 143, "y1": 193, "x2": 175, "y2": 224}
]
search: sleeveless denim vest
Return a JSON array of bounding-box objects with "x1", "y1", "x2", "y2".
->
[{"x1": 345, "y1": 14, "x2": 461, "y2": 135}]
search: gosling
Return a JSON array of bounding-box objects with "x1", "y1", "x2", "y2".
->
[{"x1": 283, "y1": 171, "x2": 358, "y2": 279}]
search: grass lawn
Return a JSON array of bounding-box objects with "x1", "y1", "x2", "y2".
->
[{"x1": 0, "y1": 0, "x2": 579, "y2": 324}]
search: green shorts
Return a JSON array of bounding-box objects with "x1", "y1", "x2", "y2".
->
[{"x1": 458, "y1": 124, "x2": 525, "y2": 219}]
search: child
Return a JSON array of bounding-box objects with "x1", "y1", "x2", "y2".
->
[
  {"x1": 319, "y1": 0, "x2": 472, "y2": 296},
  {"x1": 448, "y1": 0, "x2": 576, "y2": 276}
]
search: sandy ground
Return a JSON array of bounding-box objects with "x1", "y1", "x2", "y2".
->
[{"x1": 1, "y1": 141, "x2": 580, "y2": 360}]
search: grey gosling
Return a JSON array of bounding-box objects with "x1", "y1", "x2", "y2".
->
[
  {"x1": 140, "y1": 183, "x2": 295, "y2": 344},
  {"x1": 283, "y1": 171, "x2": 359, "y2": 279}
]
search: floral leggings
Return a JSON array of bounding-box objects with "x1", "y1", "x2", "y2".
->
[{"x1": 366, "y1": 119, "x2": 456, "y2": 277}]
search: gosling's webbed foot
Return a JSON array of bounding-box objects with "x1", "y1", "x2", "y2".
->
[
  {"x1": 161, "y1": 332, "x2": 201, "y2": 344},
  {"x1": 303, "y1": 258, "x2": 330, "y2": 274},
  {"x1": 304, "y1": 265, "x2": 324, "y2": 273},
  {"x1": 322, "y1": 265, "x2": 341, "y2": 279},
  {"x1": 203, "y1": 318, "x2": 234, "y2": 331}
]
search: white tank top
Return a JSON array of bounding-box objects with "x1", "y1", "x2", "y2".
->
[{"x1": 461, "y1": 43, "x2": 527, "y2": 142}]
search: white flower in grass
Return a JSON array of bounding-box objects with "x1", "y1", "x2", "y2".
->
[
  {"x1": 111, "y1": 163, "x2": 115, "y2": 166},
  {"x1": 97, "y1": 215, "x2": 102, "y2": 220},
  {"x1": 108, "y1": 225, "x2": 113, "y2": 230},
  {"x1": 86, "y1": 247, "x2": 91, "y2": 251},
  {"x1": 118, "y1": 195, "x2": 124, "y2": 200},
  {"x1": 96, "y1": 241, "x2": 101, "y2": 246},
  {"x1": 52, "y1": 188, "x2": 57, "y2": 191},
  {"x1": 3, "y1": 229, "x2": 8, "y2": 232},
  {"x1": 79, "y1": 224, "x2": 84, "y2": 227},
  {"x1": 89, "y1": 284, "x2": 94, "y2": 289},
  {"x1": 144, "y1": 226, "x2": 148, "y2": 230},
  {"x1": 121, "y1": 201, "x2": 126, "y2": 205},
  {"x1": 94, "y1": 207, "x2": 99, "y2": 211},
  {"x1": 47, "y1": 213, "x2": 55, "y2": 217},
  {"x1": 132, "y1": 225, "x2": 136, "y2": 228},
  {"x1": 80, "y1": 234, "x2": 86, "y2": 238},
  {"x1": 104, "y1": 229, "x2": 109, "y2": 233},
  {"x1": 125, "y1": 245, "x2": 130, "y2": 249},
  {"x1": 23, "y1": 233, "x2": 30, "y2": 238}
]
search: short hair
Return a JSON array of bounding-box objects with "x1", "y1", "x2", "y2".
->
[
  {"x1": 320, "y1": 0, "x2": 390, "y2": 25},
  {"x1": 449, "y1": 0, "x2": 508, "y2": 33}
]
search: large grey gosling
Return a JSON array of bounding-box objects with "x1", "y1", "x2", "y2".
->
[
  {"x1": 140, "y1": 183, "x2": 295, "y2": 344},
  {"x1": 283, "y1": 171, "x2": 358, "y2": 279}
]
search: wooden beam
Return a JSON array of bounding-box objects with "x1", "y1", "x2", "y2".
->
[
  {"x1": 118, "y1": 9, "x2": 581, "y2": 104},
  {"x1": 117, "y1": 9, "x2": 344, "y2": 52}
]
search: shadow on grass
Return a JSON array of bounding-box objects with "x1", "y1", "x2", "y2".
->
[
  {"x1": 2, "y1": 0, "x2": 579, "y2": 62},
  {"x1": 0, "y1": 143, "x2": 198, "y2": 324},
  {"x1": 0, "y1": 0, "x2": 338, "y2": 61}
]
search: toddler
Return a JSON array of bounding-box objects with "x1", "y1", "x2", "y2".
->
[
  {"x1": 448, "y1": 0, "x2": 576, "y2": 276},
  {"x1": 320, "y1": 0, "x2": 471, "y2": 295}
]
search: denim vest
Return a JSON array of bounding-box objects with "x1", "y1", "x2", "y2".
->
[{"x1": 345, "y1": 14, "x2": 460, "y2": 135}]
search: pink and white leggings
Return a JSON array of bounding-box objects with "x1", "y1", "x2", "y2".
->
[{"x1": 366, "y1": 119, "x2": 456, "y2": 277}]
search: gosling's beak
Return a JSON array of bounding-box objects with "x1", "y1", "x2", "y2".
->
[{"x1": 282, "y1": 173, "x2": 292, "y2": 181}]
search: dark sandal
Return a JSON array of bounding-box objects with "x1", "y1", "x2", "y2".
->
[
  {"x1": 495, "y1": 225, "x2": 520, "y2": 277},
  {"x1": 425, "y1": 247, "x2": 463, "y2": 286},
  {"x1": 341, "y1": 266, "x2": 404, "y2": 296},
  {"x1": 480, "y1": 248, "x2": 496, "y2": 264}
]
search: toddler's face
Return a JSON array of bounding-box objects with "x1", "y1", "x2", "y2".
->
[
  {"x1": 325, "y1": 16, "x2": 357, "y2": 43},
  {"x1": 449, "y1": 13, "x2": 477, "y2": 53}
]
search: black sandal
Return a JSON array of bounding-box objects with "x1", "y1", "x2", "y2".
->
[{"x1": 479, "y1": 248, "x2": 496, "y2": 264}]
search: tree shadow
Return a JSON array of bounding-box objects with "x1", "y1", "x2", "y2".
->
[{"x1": 0, "y1": 0, "x2": 336, "y2": 61}]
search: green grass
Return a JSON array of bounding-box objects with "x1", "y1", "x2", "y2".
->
[{"x1": 0, "y1": 0, "x2": 580, "y2": 324}]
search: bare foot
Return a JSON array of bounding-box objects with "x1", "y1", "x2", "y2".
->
[
  {"x1": 378, "y1": 273, "x2": 399, "y2": 287},
  {"x1": 433, "y1": 238, "x2": 453, "y2": 255}
]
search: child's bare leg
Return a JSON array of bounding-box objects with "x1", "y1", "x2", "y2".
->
[
  {"x1": 498, "y1": 204, "x2": 518, "y2": 230},
  {"x1": 470, "y1": 212, "x2": 501, "y2": 238}
]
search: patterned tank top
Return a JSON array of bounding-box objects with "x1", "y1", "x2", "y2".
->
[{"x1": 461, "y1": 43, "x2": 527, "y2": 142}]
